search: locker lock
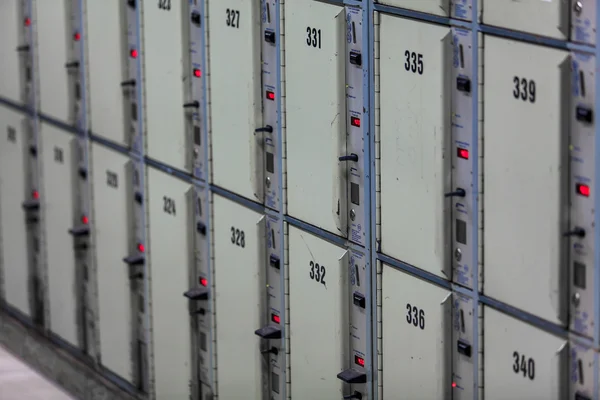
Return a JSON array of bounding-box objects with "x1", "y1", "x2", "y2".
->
[
  {"x1": 339, "y1": 154, "x2": 359, "y2": 162},
  {"x1": 120, "y1": 79, "x2": 136, "y2": 88},
  {"x1": 353, "y1": 293, "x2": 365, "y2": 309},
  {"x1": 457, "y1": 340, "x2": 472, "y2": 358},
  {"x1": 127, "y1": 0, "x2": 136, "y2": 8},
  {"x1": 16, "y1": 45, "x2": 30, "y2": 52},
  {"x1": 29, "y1": 146, "x2": 37, "y2": 156},
  {"x1": 264, "y1": 30, "x2": 276, "y2": 44},
  {"x1": 456, "y1": 77, "x2": 471, "y2": 94},
  {"x1": 191, "y1": 12, "x2": 201, "y2": 26},
  {"x1": 134, "y1": 191, "x2": 143, "y2": 204},
  {"x1": 343, "y1": 391, "x2": 363, "y2": 400},
  {"x1": 65, "y1": 61, "x2": 80, "y2": 69},
  {"x1": 255, "y1": 125, "x2": 273, "y2": 133},
  {"x1": 576, "y1": 106, "x2": 593, "y2": 124},
  {"x1": 183, "y1": 101, "x2": 200, "y2": 109},
  {"x1": 564, "y1": 227, "x2": 586, "y2": 238},
  {"x1": 444, "y1": 188, "x2": 466, "y2": 198},
  {"x1": 349, "y1": 51, "x2": 362, "y2": 67},
  {"x1": 197, "y1": 221, "x2": 207, "y2": 236},
  {"x1": 269, "y1": 254, "x2": 281, "y2": 269}
]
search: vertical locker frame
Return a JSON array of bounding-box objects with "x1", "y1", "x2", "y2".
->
[{"x1": 594, "y1": 2, "x2": 600, "y2": 399}]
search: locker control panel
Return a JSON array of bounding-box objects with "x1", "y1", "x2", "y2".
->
[
  {"x1": 570, "y1": 342, "x2": 593, "y2": 400},
  {"x1": 261, "y1": 0, "x2": 280, "y2": 211},
  {"x1": 123, "y1": 163, "x2": 148, "y2": 392},
  {"x1": 18, "y1": 0, "x2": 34, "y2": 107},
  {"x1": 344, "y1": 7, "x2": 366, "y2": 246},
  {"x1": 571, "y1": 0, "x2": 597, "y2": 46},
  {"x1": 254, "y1": 215, "x2": 284, "y2": 400},
  {"x1": 187, "y1": 187, "x2": 212, "y2": 399},
  {"x1": 125, "y1": 0, "x2": 141, "y2": 153},
  {"x1": 569, "y1": 53, "x2": 595, "y2": 339},
  {"x1": 185, "y1": 2, "x2": 207, "y2": 181},
  {"x1": 450, "y1": 28, "x2": 476, "y2": 289},
  {"x1": 452, "y1": 294, "x2": 478, "y2": 400},
  {"x1": 336, "y1": 251, "x2": 368, "y2": 398}
]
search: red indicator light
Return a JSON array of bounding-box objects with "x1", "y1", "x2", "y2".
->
[
  {"x1": 24, "y1": 18, "x2": 31, "y2": 27},
  {"x1": 74, "y1": 32, "x2": 81, "y2": 41},
  {"x1": 81, "y1": 215, "x2": 89, "y2": 224},
  {"x1": 137, "y1": 243, "x2": 145, "y2": 253},
  {"x1": 199, "y1": 277, "x2": 208, "y2": 287},
  {"x1": 32, "y1": 190, "x2": 39, "y2": 199},
  {"x1": 130, "y1": 49, "x2": 138, "y2": 58},
  {"x1": 271, "y1": 313, "x2": 280, "y2": 324},
  {"x1": 354, "y1": 355, "x2": 365, "y2": 367},
  {"x1": 452, "y1": 382, "x2": 457, "y2": 388},
  {"x1": 351, "y1": 116, "x2": 361, "y2": 128},
  {"x1": 457, "y1": 148, "x2": 469, "y2": 160},
  {"x1": 193, "y1": 68, "x2": 201, "y2": 78},
  {"x1": 576, "y1": 183, "x2": 591, "y2": 197},
  {"x1": 266, "y1": 90, "x2": 275, "y2": 101}
]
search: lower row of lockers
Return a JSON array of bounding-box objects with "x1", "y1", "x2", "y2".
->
[{"x1": 0, "y1": 104, "x2": 595, "y2": 400}]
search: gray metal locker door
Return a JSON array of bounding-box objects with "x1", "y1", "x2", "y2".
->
[
  {"x1": 208, "y1": 0, "x2": 262, "y2": 202},
  {"x1": 285, "y1": 1, "x2": 347, "y2": 237},
  {"x1": 143, "y1": 2, "x2": 187, "y2": 171},
  {"x1": 87, "y1": 2, "x2": 127, "y2": 146},
  {"x1": 92, "y1": 143, "x2": 133, "y2": 383},
  {"x1": 377, "y1": 0, "x2": 452, "y2": 17},
  {"x1": 42, "y1": 123, "x2": 78, "y2": 346},
  {"x1": 483, "y1": 36, "x2": 569, "y2": 325},
  {"x1": 381, "y1": 265, "x2": 452, "y2": 399},
  {"x1": 378, "y1": 14, "x2": 452, "y2": 278},
  {"x1": 36, "y1": 0, "x2": 70, "y2": 122},
  {"x1": 288, "y1": 225, "x2": 349, "y2": 398},
  {"x1": 147, "y1": 167, "x2": 193, "y2": 400},
  {"x1": 484, "y1": 307, "x2": 567, "y2": 400},
  {"x1": 213, "y1": 194, "x2": 264, "y2": 399},
  {"x1": 0, "y1": 2, "x2": 21, "y2": 102},
  {"x1": 0, "y1": 108, "x2": 29, "y2": 316}
]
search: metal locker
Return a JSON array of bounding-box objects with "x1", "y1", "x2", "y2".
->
[
  {"x1": 381, "y1": 265, "x2": 452, "y2": 399},
  {"x1": 92, "y1": 143, "x2": 133, "y2": 383},
  {"x1": 0, "y1": 1, "x2": 21, "y2": 102},
  {"x1": 376, "y1": 0, "x2": 472, "y2": 20},
  {"x1": 288, "y1": 226, "x2": 351, "y2": 398},
  {"x1": 379, "y1": 15, "x2": 452, "y2": 278},
  {"x1": 209, "y1": 0, "x2": 262, "y2": 201},
  {"x1": 286, "y1": 1, "x2": 350, "y2": 237},
  {"x1": 482, "y1": 0, "x2": 568, "y2": 40},
  {"x1": 86, "y1": 2, "x2": 128, "y2": 146},
  {"x1": 483, "y1": 36, "x2": 570, "y2": 325},
  {"x1": 0, "y1": 107, "x2": 30, "y2": 316},
  {"x1": 142, "y1": 1, "x2": 187, "y2": 171},
  {"x1": 36, "y1": 0, "x2": 70, "y2": 123},
  {"x1": 484, "y1": 307, "x2": 567, "y2": 400},
  {"x1": 570, "y1": 341, "x2": 594, "y2": 399},
  {"x1": 41, "y1": 123, "x2": 78, "y2": 346},
  {"x1": 212, "y1": 194, "x2": 264, "y2": 399},
  {"x1": 147, "y1": 167, "x2": 193, "y2": 399}
]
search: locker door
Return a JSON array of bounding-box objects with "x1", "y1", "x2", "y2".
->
[
  {"x1": 143, "y1": 2, "x2": 187, "y2": 171},
  {"x1": 482, "y1": 0, "x2": 568, "y2": 40},
  {"x1": 484, "y1": 36, "x2": 569, "y2": 325},
  {"x1": 0, "y1": 2, "x2": 21, "y2": 102},
  {"x1": 377, "y1": 0, "x2": 451, "y2": 17},
  {"x1": 381, "y1": 265, "x2": 452, "y2": 399},
  {"x1": 379, "y1": 15, "x2": 452, "y2": 278},
  {"x1": 42, "y1": 123, "x2": 78, "y2": 346},
  {"x1": 286, "y1": 1, "x2": 347, "y2": 236},
  {"x1": 147, "y1": 168, "x2": 193, "y2": 399},
  {"x1": 0, "y1": 108, "x2": 29, "y2": 316},
  {"x1": 209, "y1": 0, "x2": 262, "y2": 201},
  {"x1": 213, "y1": 194, "x2": 264, "y2": 399},
  {"x1": 92, "y1": 144, "x2": 132, "y2": 382},
  {"x1": 87, "y1": 2, "x2": 127, "y2": 146},
  {"x1": 484, "y1": 308, "x2": 567, "y2": 400},
  {"x1": 289, "y1": 226, "x2": 348, "y2": 398},
  {"x1": 36, "y1": 1, "x2": 69, "y2": 122}
]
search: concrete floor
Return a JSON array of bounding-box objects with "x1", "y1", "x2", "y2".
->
[{"x1": 0, "y1": 345, "x2": 75, "y2": 400}]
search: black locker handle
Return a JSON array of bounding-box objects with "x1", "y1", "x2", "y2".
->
[
  {"x1": 339, "y1": 154, "x2": 359, "y2": 162},
  {"x1": 183, "y1": 287, "x2": 209, "y2": 301},
  {"x1": 123, "y1": 255, "x2": 145, "y2": 266},
  {"x1": 65, "y1": 61, "x2": 80, "y2": 69},
  {"x1": 343, "y1": 391, "x2": 363, "y2": 400},
  {"x1": 255, "y1": 126, "x2": 273, "y2": 133},
  {"x1": 183, "y1": 101, "x2": 200, "y2": 109},
  {"x1": 68, "y1": 225, "x2": 90, "y2": 237},
  {"x1": 121, "y1": 79, "x2": 136, "y2": 87},
  {"x1": 337, "y1": 369, "x2": 367, "y2": 384},
  {"x1": 22, "y1": 200, "x2": 40, "y2": 211},
  {"x1": 444, "y1": 188, "x2": 466, "y2": 198},
  {"x1": 254, "y1": 325, "x2": 282, "y2": 339}
]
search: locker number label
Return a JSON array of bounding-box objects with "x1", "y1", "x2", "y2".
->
[
  {"x1": 6, "y1": 127, "x2": 16, "y2": 143},
  {"x1": 230, "y1": 227, "x2": 245, "y2": 248},
  {"x1": 513, "y1": 76, "x2": 536, "y2": 103},
  {"x1": 306, "y1": 27, "x2": 322, "y2": 49},
  {"x1": 157, "y1": 0, "x2": 171, "y2": 11},
  {"x1": 163, "y1": 196, "x2": 176, "y2": 216},
  {"x1": 512, "y1": 351, "x2": 535, "y2": 380},
  {"x1": 226, "y1": 9, "x2": 240, "y2": 28},
  {"x1": 54, "y1": 147, "x2": 64, "y2": 164},
  {"x1": 404, "y1": 51, "x2": 424, "y2": 75},
  {"x1": 106, "y1": 171, "x2": 118, "y2": 189},
  {"x1": 405, "y1": 303, "x2": 425, "y2": 330},
  {"x1": 309, "y1": 261, "x2": 326, "y2": 286}
]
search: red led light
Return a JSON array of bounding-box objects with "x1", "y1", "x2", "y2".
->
[
  {"x1": 351, "y1": 116, "x2": 361, "y2": 128},
  {"x1": 271, "y1": 314, "x2": 280, "y2": 324},
  {"x1": 199, "y1": 277, "x2": 208, "y2": 287},
  {"x1": 457, "y1": 148, "x2": 469, "y2": 160},
  {"x1": 266, "y1": 90, "x2": 275, "y2": 101},
  {"x1": 452, "y1": 382, "x2": 457, "y2": 388},
  {"x1": 354, "y1": 355, "x2": 365, "y2": 367},
  {"x1": 193, "y1": 68, "x2": 201, "y2": 78},
  {"x1": 32, "y1": 190, "x2": 39, "y2": 200},
  {"x1": 81, "y1": 215, "x2": 89, "y2": 224},
  {"x1": 24, "y1": 18, "x2": 31, "y2": 27},
  {"x1": 576, "y1": 183, "x2": 591, "y2": 197},
  {"x1": 74, "y1": 32, "x2": 81, "y2": 41},
  {"x1": 130, "y1": 49, "x2": 138, "y2": 58},
  {"x1": 137, "y1": 243, "x2": 145, "y2": 253}
]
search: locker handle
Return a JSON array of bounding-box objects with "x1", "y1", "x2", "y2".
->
[
  {"x1": 261, "y1": 347, "x2": 279, "y2": 356},
  {"x1": 337, "y1": 369, "x2": 366, "y2": 384},
  {"x1": 255, "y1": 126, "x2": 273, "y2": 133},
  {"x1": 65, "y1": 61, "x2": 80, "y2": 69},
  {"x1": 183, "y1": 101, "x2": 200, "y2": 109},
  {"x1": 576, "y1": 106, "x2": 593, "y2": 124},
  {"x1": 183, "y1": 287, "x2": 209, "y2": 301},
  {"x1": 339, "y1": 154, "x2": 358, "y2": 162},
  {"x1": 68, "y1": 225, "x2": 90, "y2": 237},
  {"x1": 563, "y1": 227, "x2": 585, "y2": 238},
  {"x1": 16, "y1": 45, "x2": 30, "y2": 52},
  {"x1": 254, "y1": 325, "x2": 282, "y2": 339},
  {"x1": 123, "y1": 255, "x2": 145, "y2": 266},
  {"x1": 129, "y1": 272, "x2": 143, "y2": 280},
  {"x1": 127, "y1": 0, "x2": 136, "y2": 8},
  {"x1": 21, "y1": 200, "x2": 40, "y2": 211},
  {"x1": 196, "y1": 221, "x2": 207, "y2": 236},
  {"x1": 444, "y1": 188, "x2": 465, "y2": 198},
  {"x1": 120, "y1": 79, "x2": 136, "y2": 87},
  {"x1": 343, "y1": 391, "x2": 362, "y2": 400}
]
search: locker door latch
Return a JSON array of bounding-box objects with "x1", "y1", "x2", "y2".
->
[
  {"x1": 121, "y1": 79, "x2": 136, "y2": 88},
  {"x1": 337, "y1": 369, "x2": 366, "y2": 384},
  {"x1": 22, "y1": 199, "x2": 40, "y2": 211},
  {"x1": 444, "y1": 188, "x2": 466, "y2": 198},
  {"x1": 183, "y1": 287, "x2": 209, "y2": 301},
  {"x1": 343, "y1": 391, "x2": 363, "y2": 400},
  {"x1": 339, "y1": 154, "x2": 359, "y2": 162},
  {"x1": 65, "y1": 61, "x2": 80, "y2": 69},
  {"x1": 183, "y1": 101, "x2": 200, "y2": 109},
  {"x1": 123, "y1": 255, "x2": 145, "y2": 266},
  {"x1": 254, "y1": 325, "x2": 282, "y2": 339},
  {"x1": 16, "y1": 45, "x2": 30, "y2": 52},
  {"x1": 564, "y1": 227, "x2": 586, "y2": 238},
  {"x1": 68, "y1": 225, "x2": 90, "y2": 237},
  {"x1": 261, "y1": 346, "x2": 279, "y2": 355},
  {"x1": 255, "y1": 125, "x2": 273, "y2": 133}
]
